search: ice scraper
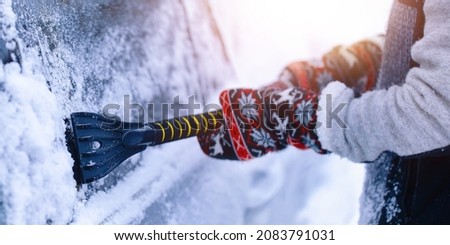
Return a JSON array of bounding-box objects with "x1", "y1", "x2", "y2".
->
[{"x1": 65, "y1": 111, "x2": 223, "y2": 186}]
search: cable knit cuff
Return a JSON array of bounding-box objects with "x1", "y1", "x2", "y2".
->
[{"x1": 317, "y1": 81, "x2": 356, "y2": 159}]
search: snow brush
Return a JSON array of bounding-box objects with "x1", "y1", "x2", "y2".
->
[{"x1": 65, "y1": 111, "x2": 224, "y2": 186}]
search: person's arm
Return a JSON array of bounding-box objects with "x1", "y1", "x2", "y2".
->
[{"x1": 317, "y1": 0, "x2": 450, "y2": 162}]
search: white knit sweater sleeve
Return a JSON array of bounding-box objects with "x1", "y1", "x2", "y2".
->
[{"x1": 316, "y1": 0, "x2": 450, "y2": 163}]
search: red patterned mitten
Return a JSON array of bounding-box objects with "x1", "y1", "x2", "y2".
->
[{"x1": 197, "y1": 84, "x2": 328, "y2": 160}]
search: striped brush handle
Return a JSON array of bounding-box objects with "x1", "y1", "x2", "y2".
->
[{"x1": 123, "y1": 110, "x2": 224, "y2": 147}]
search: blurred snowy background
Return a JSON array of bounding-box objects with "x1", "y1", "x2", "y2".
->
[{"x1": 0, "y1": 0, "x2": 391, "y2": 224}]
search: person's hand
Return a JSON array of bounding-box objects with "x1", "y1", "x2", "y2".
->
[
  {"x1": 197, "y1": 38, "x2": 382, "y2": 160},
  {"x1": 197, "y1": 82, "x2": 328, "y2": 160},
  {"x1": 279, "y1": 37, "x2": 383, "y2": 94}
]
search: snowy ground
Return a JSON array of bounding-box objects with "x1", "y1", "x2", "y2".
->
[{"x1": 0, "y1": 0, "x2": 391, "y2": 224}]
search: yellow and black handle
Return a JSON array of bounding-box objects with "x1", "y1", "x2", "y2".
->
[{"x1": 122, "y1": 110, "x2": 224, "y2": 148}]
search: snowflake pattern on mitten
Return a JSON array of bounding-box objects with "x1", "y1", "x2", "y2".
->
[{"x1": 197, "y1": 84, "x2": 328, "y2": 160}]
